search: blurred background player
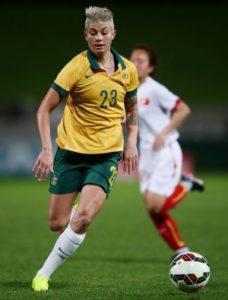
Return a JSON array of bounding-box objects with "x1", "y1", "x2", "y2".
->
[
  {"x1": 31, "y1": 6, "x2": 138, "y2": 292},
  {"x1": 130, "y1": 44, "x2": 204, "y2": 258}
]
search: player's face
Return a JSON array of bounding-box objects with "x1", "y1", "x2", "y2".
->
[
  {"x1": 84, "y1": 21, "x2": 116, "y2": 56},
  {"x1": 130, "y1": 49, "x2": 153, "y2": 81}
]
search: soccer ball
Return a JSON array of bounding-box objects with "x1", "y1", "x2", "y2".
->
[{"x1": 169, "y1": 252, "x2": 210, "y2": 293}]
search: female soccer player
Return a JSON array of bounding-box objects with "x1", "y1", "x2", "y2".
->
[
  {"x1": 31, "y1": 6, "x2": 138, "y2": 291},
  {"x1": 130, "y1": 44, "x2": 204, "y2": 258}
]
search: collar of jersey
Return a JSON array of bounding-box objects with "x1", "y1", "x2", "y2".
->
[{"x1": 87, "y1": 48, "x2": 126, "y2": 71}]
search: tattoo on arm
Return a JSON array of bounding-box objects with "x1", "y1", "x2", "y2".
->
[
  {"x1": 126, "y1": 111, "x2": 138, "y2": 126},
  {"x1": 125, "y1": 95, "x2": 137, "y2": 111},
  {"x1": 125, "y1": 95, "x2": 138, "y2": 126}
]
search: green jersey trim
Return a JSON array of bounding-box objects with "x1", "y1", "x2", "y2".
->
[
  {"x1": 111, "y1": 48, "x2": 126, "y2": 70},
  {"x1": 51, "y1": 82, "x2": 69, "y2": 97},
  {"x1": 87, "y1": 48, "x2": 127, "y2": 71},
  {"x1": 126, "y1": 88, "x2": 137, "y2": 98},
  {"x1": 87, "y1": 49, "x2": 100, "y2": 70}
]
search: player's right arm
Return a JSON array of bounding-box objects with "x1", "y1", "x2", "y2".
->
[
  {"x1": 153, "y1": 100, "x2": 191, "y2": 150},
  {"x1": 33, "y1": 88, "x2": 63, "y2": 181},
  {"x1": 33, "y1": 56, "x2": 79, "y2": 180}
]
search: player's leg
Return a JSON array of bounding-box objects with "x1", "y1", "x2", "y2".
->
[
  {"x1": 140, "y1": 142, "x2": 184, "y2": 214},
  {"x1": 32, "y1": 192, "x2": 77, "y2": 291},
  {"x1": 143, "y1": 191, "x2": 189, "y2": 254},
  {"x1": 69, "y1": 200, "x2": 79, "y2": 221},
  {"x1": 69, "y1": 152, "x2": 120, "y2": 234},
  {"x1": 48, "y1": 192, "x2": 78, "y2": 232},
  {"x1": 161, "y1": 142, "x2": 205, "y2": 214},
  {"x1": 181, "y1": 173, "x2": 205, "y2": 192},
  {"x1": 160, "y1": 175, "x2": 204, "y2": 215},
  {"x1": 160, "y1": 184, "x2": 187, "y2": 214},
  {"x1": 32, "y1": 147, "x2": 83, "y2": 291},
  {"x1": 70, "y1": 184, "x2": 106, "y2": 233},
  {"x1": 32, "y1": 152, "x2": 120, "y2": 291},
  {"x1": 160, "y1": 141, "x2": 187, "y2": 214},
  {"x1": 32, "y1": 185, "x2": 106, "y2": 292},
  {"x1": 140, "y1": 143, "x2": 189, "y2": 254}
]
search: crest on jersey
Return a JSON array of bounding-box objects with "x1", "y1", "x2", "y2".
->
[
  {"x1": 51, "y1": 175, "x2": 58, "y2": 186},
  {"x1": 122, "y1": 73, "x2": 129, "y2": 79},
  {"x1": 140, "y1": 98, "x2": 150, "y2": 105}
]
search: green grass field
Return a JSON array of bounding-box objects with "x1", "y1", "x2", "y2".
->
[{"x1": 0, "y1": 173, "x2": 227, "y2": 299}]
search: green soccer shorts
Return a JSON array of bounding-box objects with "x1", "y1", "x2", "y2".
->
[{"x1": 49, "y1": 147, "x2": 122, "y2": 197}]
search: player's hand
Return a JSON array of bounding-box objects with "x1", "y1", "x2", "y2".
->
[
  {"x1": 32, "y1": 149, "x2": 53, "y2": 181},
  {"x1": 153, "y1": 133, "x2": 166, "y2": 150},
  {"x1": 123, "y1": 141, "x2": 138, "y2": 175}
]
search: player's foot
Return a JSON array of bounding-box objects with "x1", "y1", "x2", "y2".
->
[
  {"x1": 70, "y1": 201, "x2": 78, "y2": 221},
  {"x1": 170, "y1": 247, "x2": 190, "y2": 263},
  {"x1": 73, "y1": 201, "x2": 79, "y2": 209},
  {"x1": 31, "y1": 275, "x2": 49, "y2": 292},
  {"x1": 181, "y1": 173, "x2": 205, "y2": 192}
]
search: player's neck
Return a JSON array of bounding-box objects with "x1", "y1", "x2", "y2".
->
[
  {"x1": 139, "y1": 75, "x2": 147, "y2": 85},
  {"x1": 98, "y1": 51, "x2": 115, "y2": 76},
  {"x1": 97, "y1": 50, "x2": 113, "y2": 66}
]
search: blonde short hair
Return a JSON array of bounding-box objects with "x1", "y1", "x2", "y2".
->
[{"x1": 85, "y1": 6, "x2": 114, "y2": 29}]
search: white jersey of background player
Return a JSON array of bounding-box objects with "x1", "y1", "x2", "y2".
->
[
  {"x1": 130, "y1": 44, "x2": 204, "y2": 257},
  {"x1": 138, "y1": 75, "x2": 182, "y2": 196}
]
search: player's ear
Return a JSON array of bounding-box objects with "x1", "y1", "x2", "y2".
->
[
  {"x1": 149, "y1": 65, "x2": 154, "y2": 74},
  {"x1": 84, "y1": 30, "x2": 88, "y2": 41},
  {"x1": 112, "y1": 29, "x2": 117, "y2": 39}
]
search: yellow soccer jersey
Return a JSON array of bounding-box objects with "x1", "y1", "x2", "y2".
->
[{"x1": 52, "y1": 48, "x2": 138, "y2": 154}]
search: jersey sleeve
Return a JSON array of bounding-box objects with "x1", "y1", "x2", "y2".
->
[
  {"x1": 155, "y1": 83, "x2": 180, "y2": 111},
  {"x1": 126, "y1": 62, "x2": 139, "y2": 97},
  {"x1": 51, "y1": 57, "x2": 79, "y2": 97}
]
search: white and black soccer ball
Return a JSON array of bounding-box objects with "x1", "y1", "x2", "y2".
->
[{"x1": 169, "y1": 251, "x2": 210, "y2": 293}]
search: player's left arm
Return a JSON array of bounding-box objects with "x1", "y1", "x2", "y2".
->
[
  {"x1": 154, "y1": 100, "x2": 191, "y2": 150},
  {"x1": 123, "y1": 94, "x2": 139, "y2": 175}
]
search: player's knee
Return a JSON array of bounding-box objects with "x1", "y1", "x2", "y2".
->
[
  {"x1": 148, "y1": 210, "x2": 164, "y2": 225},
  {"x1": 49, "y1": 218, "x2": 68, "y2": 232},
  {"x1": 144, "y1": 192, "x2": 164, "y2": 214},
  {"x1": 147, "y1": 203, "x2": 162, "y2": 215},
  {"x1": 71, "y1": 210, "x2": 92, "y2": 233}
]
